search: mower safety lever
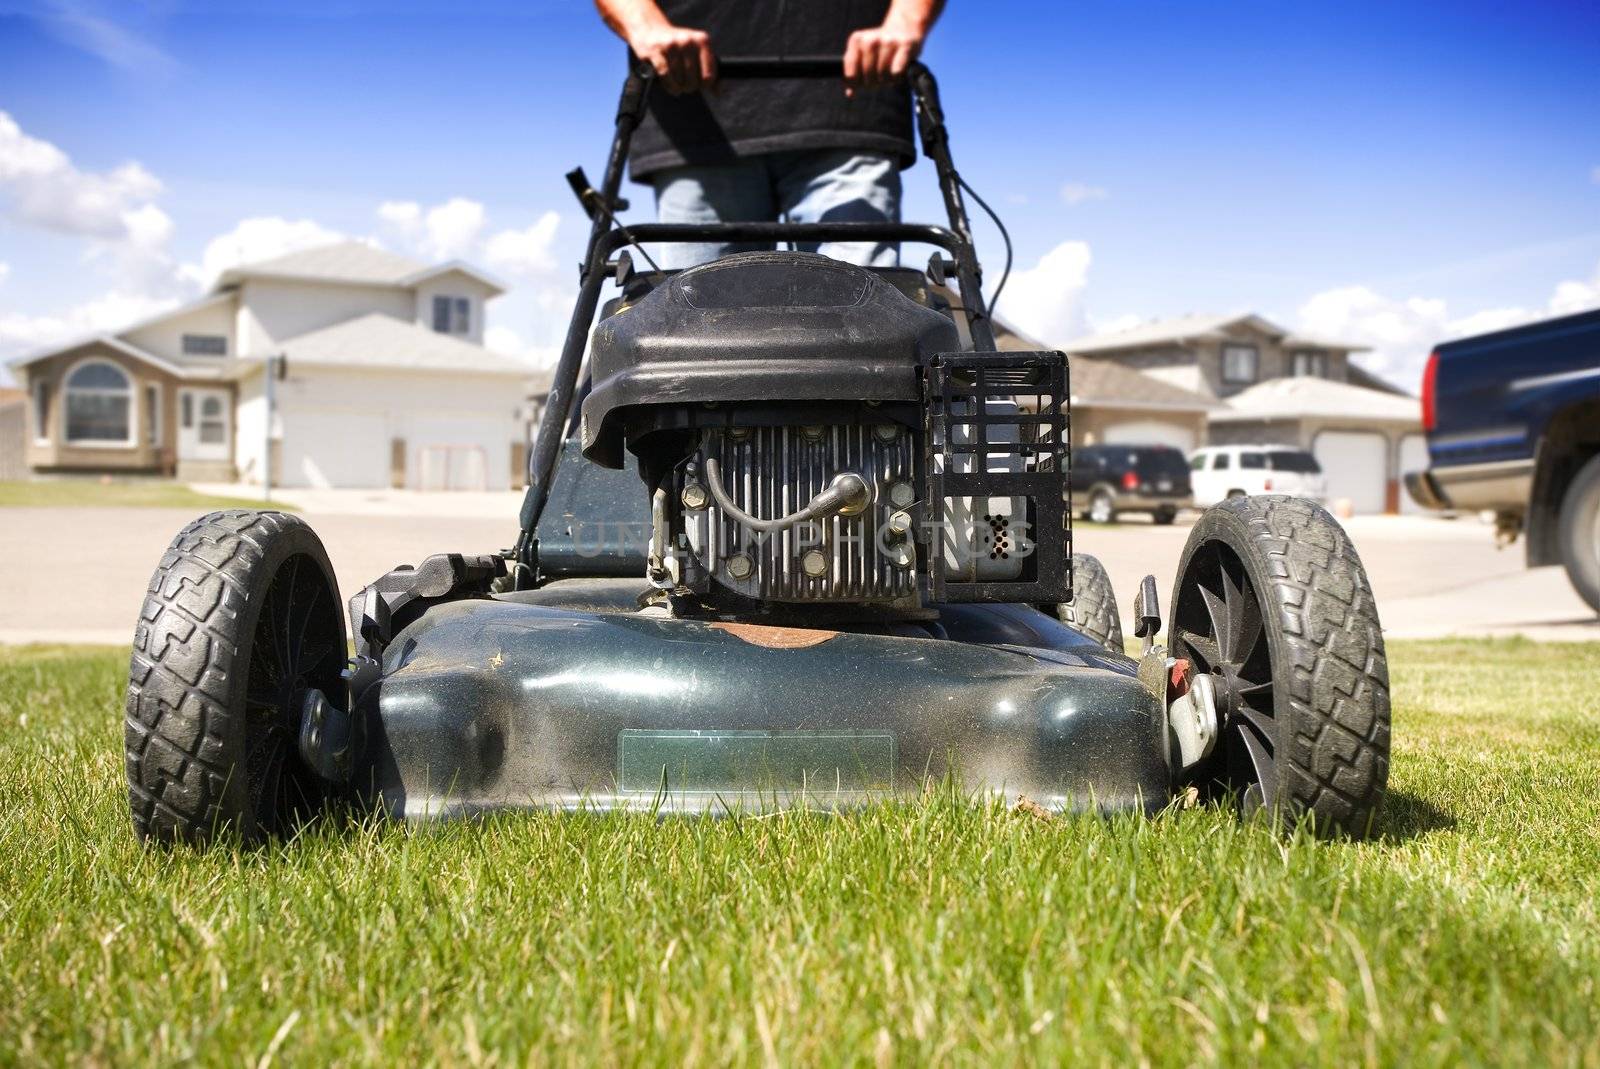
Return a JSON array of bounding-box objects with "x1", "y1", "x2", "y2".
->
[{"x1": 566, "y1": 167, "x2": 628, "y2": 221}]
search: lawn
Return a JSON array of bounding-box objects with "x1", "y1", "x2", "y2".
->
[
  {"x1": 0, "y1": 480, "x2": 293, "y2": 511},
  {"x1": 1, "y1": 641, "x2": 1596, "y2": 1066}
]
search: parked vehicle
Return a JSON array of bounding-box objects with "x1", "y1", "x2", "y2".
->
[
  {"x1": 1407, "y1": 307, "x2": 1600, "y2": 615},
  {"x1": 1071, "y1": 444, "x2": 1192, "y2": 523},
  {"x1": 1189, "y1": 445, "x2": 1328, "y2": 507}
]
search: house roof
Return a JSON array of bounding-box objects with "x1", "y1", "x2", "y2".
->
[
  {"x1": 1210, "y1": 376, "x2": 1420, "y2": 425},
  {"x1": 992, "y1": 316, "x2": 1218, "y2": 412},
  {"x1": 215, "y1": 241, "x2": 505, "y2": 296},
  {"x1": 4, "y1": 332, "x2": 210, "y2": 378},
  {"x1": 272, "y1": 313, "x2": 534, "y2": 377},
  {"x1": 1072, "y1": 358, "x2": 1221, "y2": 411},
  {"x1": 1065, "y1": 312, "x2": 1370, "y2": 355}
]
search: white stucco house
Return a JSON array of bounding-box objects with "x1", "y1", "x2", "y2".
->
[{"x1": 8, "y1": 241, "x2": 541, "y2": 490}]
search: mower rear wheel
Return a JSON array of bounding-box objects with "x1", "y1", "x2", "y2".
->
[
  {"x1": 1056, "y1": 552, "x2": 1123, "y2": 651},
  {"x1": 125, "y1": 510, "x2": 347, "y2": 846},
  {"x1": 1169, "y1": 495, "x2": 1389, "y2": 836}
]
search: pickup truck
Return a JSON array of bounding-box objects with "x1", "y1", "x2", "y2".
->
[{"x1": 1406, "y1": 307, "x2": 1600, "y2": 615}]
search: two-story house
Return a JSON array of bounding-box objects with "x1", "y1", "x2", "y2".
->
[
  {"x1": 9, "y1": 242, "x2": 541, "y2": 490},
  {"x1": 1065, "y1": 313, "x2": 1423, "y2": 513}
]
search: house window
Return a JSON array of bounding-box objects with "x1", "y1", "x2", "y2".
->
[
  {"x1": 64, "y1": 360, "x2": 133, "y2": 445},
  {"x1": 182, "y1": 334, "x2": 228, "y2": 356},
  {"x1": 32, "y1": 380, "x2": 50, "y2": 443},
  {"x1": 145, "y1": 385, "x2": 161, "y2": 446},
  {"x1": 432, "y1": 296, "x2": 470, "y2": 336},
  {"x1": 1221, "y1": 345, "x2": 1259, "y2": 384},
  {"x1": 1292, "y1": 350, "x2": 1328, "y2": 378}
]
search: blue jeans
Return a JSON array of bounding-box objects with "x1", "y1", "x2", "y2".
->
[{"x1": 651, "y1": 149, "x2": 901, "y2": 270}]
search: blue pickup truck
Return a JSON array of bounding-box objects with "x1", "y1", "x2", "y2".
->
[{"x1": 1406, "y1": 307, "x2": 1600, "y2": 615}]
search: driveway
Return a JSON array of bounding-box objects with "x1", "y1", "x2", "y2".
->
[{"x1": 0, "y1": 499, "x2": 1594, "y2": 645}]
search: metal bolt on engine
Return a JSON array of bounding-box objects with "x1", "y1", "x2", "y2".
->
[
  {"x1": 681, "y1": 482, "x2": 708, "y2": 510},
  {"x1": 801, "y1": 549, "x2": 829, "y2": 578}
]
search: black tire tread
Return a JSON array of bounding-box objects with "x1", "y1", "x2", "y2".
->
[
  {"x1": 124, "y1": 509, "x2": 317, "y2": 845},
  {"x1": 1060, "y1": 552, "x2": 1123, "y2": 651},
  {"x1": 1182, "y1": 495, "x2": 1390, "y2": 836},
  {"x1": 1557, "y1": 454, "x2": 1600, "y2": 616}
]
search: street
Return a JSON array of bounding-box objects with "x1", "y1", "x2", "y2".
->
[{"x1": 0, "y1": 494, "x2": 1592, "y2": 645}]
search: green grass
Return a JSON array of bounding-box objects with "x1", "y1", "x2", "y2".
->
[
  {"x1": 0, "y1": 480, "x2": 294, "y2": 511},
  {"x1": 2, "y1": 641, "x2": 1597, "y2": 1067}
]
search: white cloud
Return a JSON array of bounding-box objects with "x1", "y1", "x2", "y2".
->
[
  {"x1": 0, "y1": 290, "x2": 179, "y2": 360},
  {"x1": 991, "y1": 240, "x2": 1092, "y2": 344},
  {"x1": 376, "y1": 199, "x2": 422, "y2": 239},
  {"x1": 483, "y1": 323, "x2": 558, "y2": 369},
  {"x1": 422, "y1": 198, "x2": 485, "y2": 260},
  {"x1": 376, "y1": 196, "x2": 489, "y2": 260},
  {"x1": 25, "y1": 1, "x2": 177, "y2": 77},
  {"x1": 1297, "y1": 259, "x2": 1600, "y2": 388},
  {"x1": 191, "y1": 216, "x2": 346, "y2": 286},
  {"x1": 484, "y1": 211, "x2": 563, "y2": 277},
  {"x1": 1059, "y1": 182, "x2": 1108, "y2": 206},
  {"x1": 0, "y1": 110, "x2": 167, "y2": 244}
]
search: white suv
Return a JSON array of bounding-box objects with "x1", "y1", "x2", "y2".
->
[{"x1": 1188, "y1": 446, "x2": 1328, "y2": 507}]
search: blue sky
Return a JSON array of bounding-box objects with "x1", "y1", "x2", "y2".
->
[{"x1": 1, "y1": 0, "x2": 1597, "y2": 389}]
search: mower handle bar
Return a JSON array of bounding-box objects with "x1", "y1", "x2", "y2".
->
[{"x1": 514, "y1": 54, "x2": 983, "y2": 564}]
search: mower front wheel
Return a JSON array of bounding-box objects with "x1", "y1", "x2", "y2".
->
[
  {"x1": 125, "y1": 510, "x2": 348, "y2": 846},
  {"x1": 1169, "y1": 496, "x2": 1390, "y2": 836}
]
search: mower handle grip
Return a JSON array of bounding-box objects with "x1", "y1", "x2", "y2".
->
[{"x1": 632, "y1": 55, "x2": 932, "y2": 83}]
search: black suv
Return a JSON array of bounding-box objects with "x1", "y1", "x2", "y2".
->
[{"x1": 1071, "y1": 443, "x2": 1193, "y2": 524}]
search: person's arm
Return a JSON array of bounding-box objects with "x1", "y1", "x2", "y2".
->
[
  {"x1": 843, "y1": 0, "x2": 945, "y2": 97},
  {"x1": 594, "y1": 0, "x2": 716, "y2": 94}
]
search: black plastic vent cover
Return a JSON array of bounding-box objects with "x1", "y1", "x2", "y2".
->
[{"x1": 923, "y1": 350, "x2": 1072, "y2": 604}]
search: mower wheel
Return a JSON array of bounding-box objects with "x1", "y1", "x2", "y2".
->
[
  {"x1": 1056, "y1": 552, "x2": 1123, "y2": 651},
  {"x1": 125, "y1": 510, "x2": 348, "y2": 846},
  {"x1": 1169, "y1": 495, "x2": 1390, "y2": 837}
]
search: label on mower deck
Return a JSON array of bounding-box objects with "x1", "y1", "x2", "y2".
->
[{"x1": 617, "y1": 729, "x2": 896, "y2": 796}]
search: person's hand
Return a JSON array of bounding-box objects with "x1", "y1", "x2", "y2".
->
[
  {"x1": 842, "y1": 17, "x2": 925, "y2": 98},
  {"x1": 628, "y1": 19, "x2": 716, "y2": 95}
]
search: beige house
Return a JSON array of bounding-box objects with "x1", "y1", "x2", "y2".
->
[
  {"x1": 9, "y1": 242, "x2": 540, "y2": 489},
  {"x1": 993, "y1": 319, "x2": 1218, "y2": 451},
  {"x1": 1063, "y1": 313, "x2": 1422, "y2": 513}
]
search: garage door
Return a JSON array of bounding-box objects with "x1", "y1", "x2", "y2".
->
[
  {"x1": 408, "y1": 417, "x2": 511, "y2": 491},
  {"x1": 1398, "y1": 433, "x2": 1430, "y2": 515},
  {"x1": 1314, "y1": 430, "x2": 1387, "y2": 514},
  {"x1": 1102, "y1": 419, "x2": 1196, "y2": 452},
  {"x1": 282, "y1": 410, "x2": 389, "y2": 489}
]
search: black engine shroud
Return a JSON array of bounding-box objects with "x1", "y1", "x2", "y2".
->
[{"x1": 580, "y1": 252, "x2": 959, "y2": 469}]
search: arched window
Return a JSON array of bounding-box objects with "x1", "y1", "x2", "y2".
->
[{"x1": 64, "y1": 360, "x2": 133, "y2": 445}]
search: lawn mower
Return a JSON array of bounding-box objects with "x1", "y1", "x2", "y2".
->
[{"x1": 123, "y1": 59, "x2": 1391, "y2": 846}]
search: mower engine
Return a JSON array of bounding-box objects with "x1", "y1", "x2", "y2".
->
[{"x1": 580, "y1": 251, "x2": 1073, "y2": 615}]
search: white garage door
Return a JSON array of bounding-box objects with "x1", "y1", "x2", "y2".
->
[
  {"x1": 1398, "y1": 433, "x2": 1429, "y2": 515},
  {"x1": 282, "y1": 410, "x2": 389, "y2": 489},
  {"x1": 1314, "y1": 430, "x2": 1388, "y2": 514},
  {"x1": 1102, "y1": 419, "x2": 1196, "y2": 452},
  {"x1": 408, "y1": 417, "x2": 510, "y2": 491}
]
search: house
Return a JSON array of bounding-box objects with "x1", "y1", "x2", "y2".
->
[
  {"x1": 1063, "y1": 313, "x2": 1424, "y2": 513},
  {"x1": 8, "y1": 241, "x2": 543, "y2": 490},
  {"x1": 993, "y1": 318, "x2": 1219, "y2": 450}
]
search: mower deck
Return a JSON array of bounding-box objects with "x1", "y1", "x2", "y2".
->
[{"x1": 356, "y1": 580, "x2": 1172, "y2": 818}]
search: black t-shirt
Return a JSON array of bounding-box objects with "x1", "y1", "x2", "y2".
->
[{"x1": 627, "y1": 0, "x2": 916, "y2": 182}]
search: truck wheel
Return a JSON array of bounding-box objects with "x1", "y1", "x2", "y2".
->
[
  {"x1": 1169, "y1": 495, "x2": 1390, "y2": 837},
  {"x1": 125, "y1": 510, "x2": 348, "y2": 846},
  {"x1": 1153, "y1": 506, "x2": 1178, "y2": 525},
  {"x1": 1056, "y1": 553, "x2": 1123, "y2": 651},
  {"x1": 1559, "y1": 454, "x2": 1600, "y2": 615},
  {"x1": 1087, "y1": 488, "x2": 1116, "y2": 524}
]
